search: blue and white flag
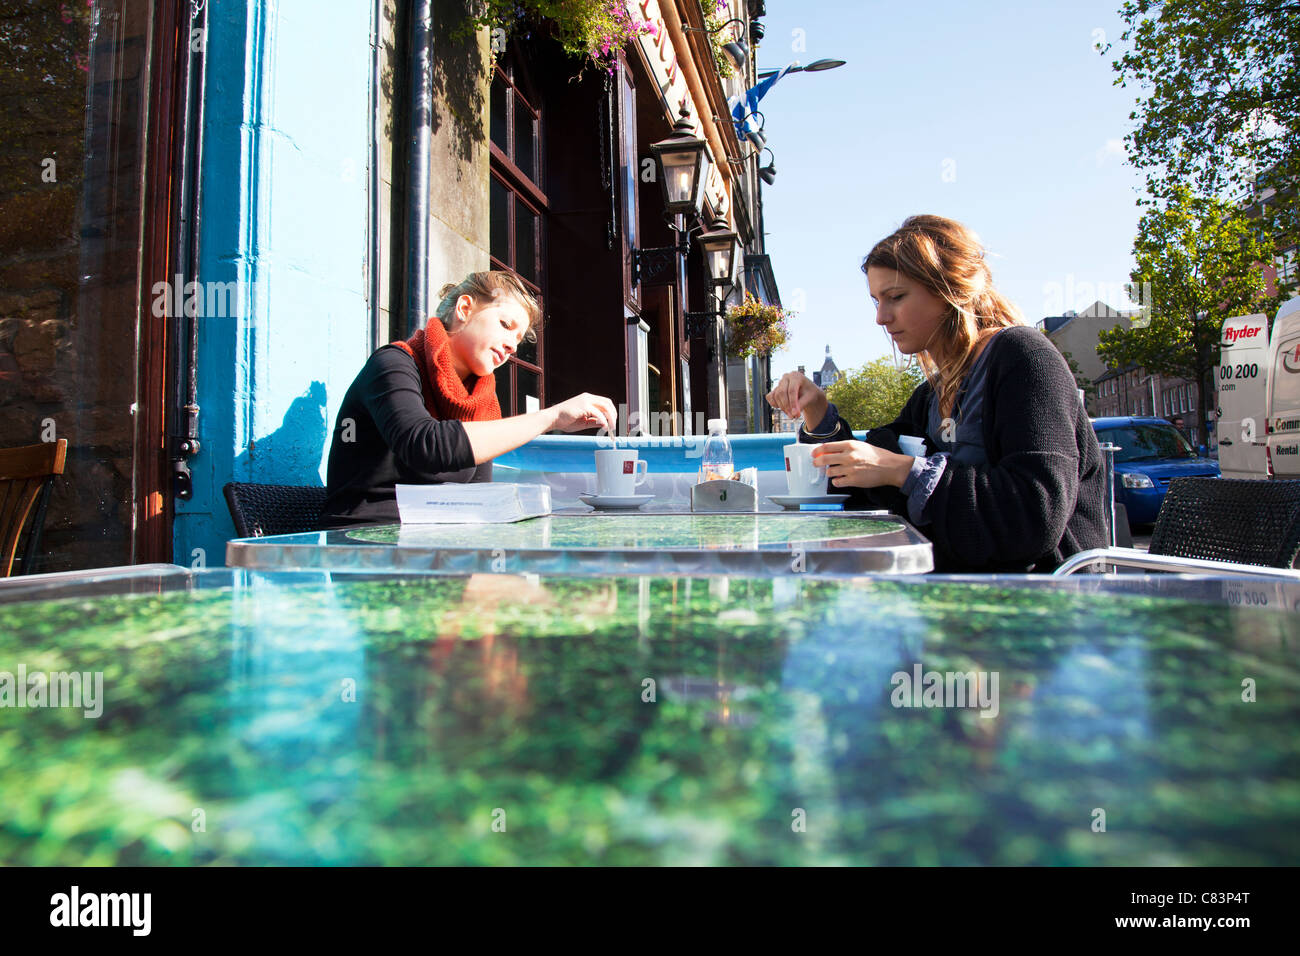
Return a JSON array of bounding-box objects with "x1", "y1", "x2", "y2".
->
[{"x1": 728, "y1": 63, "x2": 795, "y2": 139}]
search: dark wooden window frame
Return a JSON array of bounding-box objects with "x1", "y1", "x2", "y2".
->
[
  {"x1": 135, "y1": 0, "x2": 196, "y2": 563},
  {"x1": 489, "y1": 57, "x2": 548, "y2": 415}
]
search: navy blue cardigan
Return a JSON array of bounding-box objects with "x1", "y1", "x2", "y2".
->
[{"x1": 802, "y1": 326, "x2": 1107, "y2": 572}]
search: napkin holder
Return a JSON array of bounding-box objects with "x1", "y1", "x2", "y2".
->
[{"x1": 690, "y1": 478, "x2": 758, "y2": 513}]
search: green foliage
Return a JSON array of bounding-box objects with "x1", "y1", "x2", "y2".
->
[
  {"x1": 1108, "y1": 0, "x2": 1300, "y2": 251},
  {"x1": 825, "y1": 357, "x2": 925, "y2": 430},
  {"x1": 463, "y1": 0, "x2": 657, "y2": 75},
  {"x1": 1098, "y1": 185, "x2": 1274, "y2": 426},
  {"x1": 703, "y1": 11, "x2": 736, "y2": 79},
  {"x1": 725, "y1": 294, "x2": 791, "y2": 359}
]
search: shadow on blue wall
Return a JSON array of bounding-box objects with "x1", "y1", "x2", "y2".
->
[{"x1": 234, "y1": 380, "x2": 329, "y2": 486}]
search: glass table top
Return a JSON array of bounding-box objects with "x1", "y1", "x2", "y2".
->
[
  {"x1": 348, "y1": 514, "x2": 898, "y2": 548},
  {"x1": 2, "y1": 568, "x2": 1297, "y2": 865},
  {"x1": 225, "y1": 513, "x2": 935, "y2": 575}
]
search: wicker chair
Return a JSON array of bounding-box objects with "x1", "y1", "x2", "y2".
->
[
  {"x1": 0, "y1": 439, "x2": 67, "y2": 577},
  {"x1": 1056, "y1": 477, "x2": 1300, "y2": 577},
  {"x1": 223, "y1": 482, "x2": 328, "y2": 538}
]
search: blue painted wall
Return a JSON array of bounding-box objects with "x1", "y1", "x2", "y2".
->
[{"x1": 174, "y1": 0, "x2": 373, "y2": 567}]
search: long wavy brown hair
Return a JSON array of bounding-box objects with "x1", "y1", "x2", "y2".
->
[{"x1": 863, "y1": 215, "x2": 1024, "y2": 419}]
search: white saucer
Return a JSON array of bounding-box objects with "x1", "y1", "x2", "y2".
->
[
  {"x1": 767, "y1": 494, "x2": 851, "y2": 509},
  {"x1": 579, "y1": 493, "x2": 655, "y2": 510}
]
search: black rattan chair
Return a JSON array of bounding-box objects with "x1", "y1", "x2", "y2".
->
[
  {"x1": 223, "y1": 482, "x2": 328, "y2": 538},
  {"x1": 1147, "y1": 477, "x2": 1300, "y2": 567},
  {"x1": 1056, "y1": 477, "x2": 1300, "y2": 576}
]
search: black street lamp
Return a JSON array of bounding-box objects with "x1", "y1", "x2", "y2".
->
[
  {"x1": 697, "y1": 215, "x2": 740, "y2": 291},
  {"x1": 632, "y1": 110, "x2": 715, "y2": 287},
  {"x1": 647, "y1": 109, "x2": 710, "y2": 219},
  {"x1": 634, "y1": 113, "x2": 737, "y2": 360},
  {"x1": 756, "y1": 58, "x2": 847, "y2": 80},
  {"x1": 684, "y1": 17, "x2": 751, "y2": 72}
]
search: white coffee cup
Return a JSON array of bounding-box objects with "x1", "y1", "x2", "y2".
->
[
  {"x1": 898, "y1": 435, "x2": 927, "y2": 459},
  {"x1": 783, "y1": 443, "x2": 829, "y2": 496},
  {"x1": 595, "y1": 448, "x2": 649, "y2": 496}
]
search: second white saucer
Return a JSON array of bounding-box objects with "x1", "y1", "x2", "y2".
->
[{"x1": 579, "y1": 493, "x2": 655, "y2": 510}]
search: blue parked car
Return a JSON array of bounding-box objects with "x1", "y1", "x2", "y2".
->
[{"x1": 1090, "y1": 416, "x2": 1221, "y2": 526}]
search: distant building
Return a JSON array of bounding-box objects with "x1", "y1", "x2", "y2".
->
[
  {"x1": 1093, "y1": 363, "x2": 1214, "y2": 448},
  {"x1": 770, "y1": 364, "x2": 805, "y2": 433},
  {"x1": 1038, "y1": 299, "x2": 1202, "y2": 430},
  {"x1": 1038, "y1": 300, "x2": 1137, "y2": 388},
  {"x1": 812, "y1": 345, "x2": 841, "y2": 388},
  {"x1": 1241, "y1": 162, "x2": 1297, "y2": 300}
]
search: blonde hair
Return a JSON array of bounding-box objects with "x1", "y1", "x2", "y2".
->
[
  {"x1": 863, "y1": 215, "x2": 1024, "y2": 419},
  {"x1": 434, "y1": 270, "x2": 542, "y2": 342}
]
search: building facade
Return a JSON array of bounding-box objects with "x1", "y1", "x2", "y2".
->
[
  {"x1": 1041, "y1": 300, "x2": 1208, "y2": 438},
  {"x1": 0, "y1": 0, "x2": 783, "y2": 572},
  {"x1": 1093, "y1": 363, "x2": 1215, "y2": 448}
]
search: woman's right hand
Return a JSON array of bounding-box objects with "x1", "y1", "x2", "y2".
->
[
  {"x1": 766, "y1": 370, "x2": 828, "y2": 425},
  {"x1": 550, "y1": 392, "x2": 618, "y2": 435}
]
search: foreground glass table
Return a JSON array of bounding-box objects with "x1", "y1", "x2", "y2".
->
[
  {"x1": 225, "y1": 512, "x2": 935, "y2": 575},
  {"x1": 2, "y1": 567, "x2": 1297, "y2": 865}
]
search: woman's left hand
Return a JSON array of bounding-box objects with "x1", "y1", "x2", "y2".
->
[{"x1": 812, "y1": 441, "x2": 913, "y2": 489}]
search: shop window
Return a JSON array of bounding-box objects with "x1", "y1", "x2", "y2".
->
[
  {"x1": 489, "y1": 56, "x2": 546, "y2": 414},
  {"x1": 0, "y1": 1, "x2": 177, "y2": 569}
]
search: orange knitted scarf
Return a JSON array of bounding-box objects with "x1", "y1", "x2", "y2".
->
[{"x1": 391, "y1": 319, "x2": 501, "y2": 422}]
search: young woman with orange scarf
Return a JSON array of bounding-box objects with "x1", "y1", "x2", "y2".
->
[{"x1": 322, "y1": 271, "x2": 615, "y2": 528}]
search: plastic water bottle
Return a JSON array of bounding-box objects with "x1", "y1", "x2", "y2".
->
[{"x1": 699, "y1": 418, "x2": 735, "y2": 482}]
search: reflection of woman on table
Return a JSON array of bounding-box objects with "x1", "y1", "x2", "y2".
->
[
  {"x1": 321, "y1": 271, "x2": 617, "y2": 528},
  {"x1": 766, "y1": 216, "x2": 1106, "y2": 572}
]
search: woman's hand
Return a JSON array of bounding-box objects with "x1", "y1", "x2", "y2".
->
[
  {"x1": 550, "y1": 393, "x2": 617, "y2": 435},
  {"x1": 812, "y1": 440, "x2": 914, "y2": 489},
  {"x1": 765, "y1": 370, "x2": 828, "y2": 426}
]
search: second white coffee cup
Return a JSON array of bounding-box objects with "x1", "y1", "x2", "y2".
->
[
  {"x1": 783, "y1": 443, "x2": 829, "y2": 496},
  {"x1": 595, "y1": 448, "x2": 649, "y2": 496},
  {"x1": 898, "y1": 435, "x2": 927, "y2": 458}
]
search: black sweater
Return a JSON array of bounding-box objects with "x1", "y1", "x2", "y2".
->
[
  {"x1": 802, "y1": 325, "x2": 1107, "y2": 572},
  {"x1": 321, "y1": 345, "x2": 491, "y2": 528}
]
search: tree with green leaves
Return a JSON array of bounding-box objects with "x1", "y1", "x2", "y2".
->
[
  {"x1": 1108, "y1": 0, "x2": 1299, "y2": 274},
  {"x1": 1097, "y1": 185, "x2": 1273, "y2": 436},
  {"x1": 825, "y1": 357, "x2": 925, "y2": 431}
]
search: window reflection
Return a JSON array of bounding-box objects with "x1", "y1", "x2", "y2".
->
[{"x1": 0, "y1": 1, "x2": 158, "y2": 572}]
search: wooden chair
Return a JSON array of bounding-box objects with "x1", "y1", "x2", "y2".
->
[
  {"x1": 0, "y1": 439, "x2": 68, "y2": 577},
  {"x1": 223, "y1": 482, "x2": 327, "y2": 538}
]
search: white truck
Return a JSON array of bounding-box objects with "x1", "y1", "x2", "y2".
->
[
  {"x1": 1216, "y1": 312, "x2": 1270, "y2": 478},
  {"x1": 1266, "y1": 295, "x2": 1300, "y2": 477}
]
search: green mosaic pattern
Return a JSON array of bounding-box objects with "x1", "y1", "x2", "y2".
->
[
  {"x1": 345, "y1": 514, "x2": 899, "y2": 550},
  {"x1": 1, "y1": 574, "x2": 1297, "y2": 865}
]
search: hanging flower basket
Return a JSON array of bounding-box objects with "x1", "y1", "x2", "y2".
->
[
  {"x1": 465, "y1": 1, "x2": 658, "y2": 75},
  {"x1": 704, "y1": 6, "x2": 738, "y2": 79},
  {"x1": 725, "y1": 294, "x2": 791, "y2": 359}
]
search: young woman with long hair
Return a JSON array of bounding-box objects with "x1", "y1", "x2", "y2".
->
[{"x1": 767, "y1": 215, "x2": 1107, "y2": 572}]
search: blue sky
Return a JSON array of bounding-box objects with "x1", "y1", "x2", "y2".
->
[{"x1": 754, "y1": 0, "x2": 1147, "y2": 376}]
